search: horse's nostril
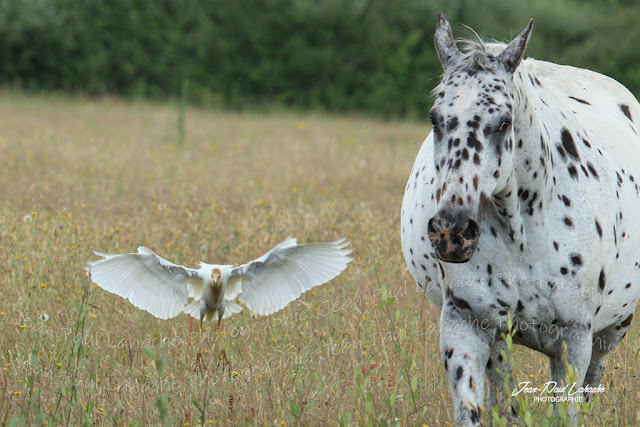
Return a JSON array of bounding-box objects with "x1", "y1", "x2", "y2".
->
[
  {"x1": 464, "y1": 219, "x2": 480, "y2": 240},
  {"x1": 428, "y1": 218, "x2": 438, "y2": 235}
]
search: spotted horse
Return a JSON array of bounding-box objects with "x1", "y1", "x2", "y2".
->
[{"x1": 401, "y1": 13, "x2": 640, "y2": 426}]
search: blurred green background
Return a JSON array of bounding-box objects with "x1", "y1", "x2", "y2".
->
[{"x1": 1, "y1": 0, "x2": 638, "y2": 119}]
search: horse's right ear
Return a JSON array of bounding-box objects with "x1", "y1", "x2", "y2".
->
[{"x1": 434, "y1": 13, "x2": 461, "y2": 71}]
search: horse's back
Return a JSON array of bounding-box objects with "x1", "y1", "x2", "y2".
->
[{"x1": 527, "y1": 59, "x2": 640, "y2": 174}]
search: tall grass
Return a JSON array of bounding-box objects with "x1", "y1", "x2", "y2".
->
[{"x1": 0, "y1": 92, "x2": 638, "y2": 425}]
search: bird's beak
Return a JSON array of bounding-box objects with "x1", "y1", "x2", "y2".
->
[{"x1": 213, "y1": 275, "x2": 220, "y2": 285}]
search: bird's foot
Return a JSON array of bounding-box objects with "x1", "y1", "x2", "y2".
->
[
  {"x1": 216, "y1": 349, "x2": 231, "y2": 374},
  {"x1": 195, "y1": 351, "x2": 207, "y2": 372}
]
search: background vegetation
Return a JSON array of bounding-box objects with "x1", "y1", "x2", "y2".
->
[
  {"x1": 1, "y1": 0, "x2": 639, "y2": 118},
  {"x1": 1, "y1": 93, "x2": 639, "y2": 425},
  {"x1": 2, "y1": 1, "x2": 640, "y2": 424}
]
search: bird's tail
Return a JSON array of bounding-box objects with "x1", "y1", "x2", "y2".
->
[
  {"x1": 222, "y1": 300, "x2": 243, "y2": 319},
  {"x1": 183, "y1": 301, "x2": 200, "y2": 319}
]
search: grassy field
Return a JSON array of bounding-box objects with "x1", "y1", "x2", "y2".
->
[{"x1": 0, "y1": 92, "x2": 638, "y2": 426}]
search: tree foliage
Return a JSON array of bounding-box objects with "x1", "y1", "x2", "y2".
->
[{"x1": 0, "y1": 0, "x2": 638, "y2": 118}]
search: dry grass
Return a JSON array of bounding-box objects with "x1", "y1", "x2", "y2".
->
[{"x1": 0, "y1": 91, "x2": 638, "y2": 426}]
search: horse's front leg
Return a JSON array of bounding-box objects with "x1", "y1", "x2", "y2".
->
[
  {"x1": 440, "y1": 301, "x2": 495, "y2": 426},
  {"x1": 486, "y1": 337, "x2": 520, "y2": 423},
  {"x1": 548, "y1": 321, "x2": 592, "y2": 424}
]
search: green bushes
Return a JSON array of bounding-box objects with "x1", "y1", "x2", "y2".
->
[{"x1": 0, "y1": 0, "x2": 639, "y2": 118}]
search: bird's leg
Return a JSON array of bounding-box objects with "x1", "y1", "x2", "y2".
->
[
  {"x1": 214, "y1": 312, "x2": 230, "y2": 374},
  {"x1": 195, "y1": 318, "x2": 206, "y2": 372}
]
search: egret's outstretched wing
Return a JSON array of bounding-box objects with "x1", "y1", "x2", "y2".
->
[
  {"x1": 231, "y1": 238, "x2": 352, "y2": 316},
  {"x1": 86, "y1": 247, "x2": 203, "y2": 320},
  {"x1": 224, "y1": 275, "x2": 243, "y2": 301}
]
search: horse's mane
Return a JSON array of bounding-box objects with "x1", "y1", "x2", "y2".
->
[{"x1": 430, "y1": 30, "x2": 509, "y2": 98}]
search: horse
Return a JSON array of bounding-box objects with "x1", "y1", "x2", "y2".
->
[{"x1": 401, "y1": 13, "x2": 640, "y2": 425}]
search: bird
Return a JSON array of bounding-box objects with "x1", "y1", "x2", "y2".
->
[{"x1": 86, "y1": 237, "x2": 352, "y2": 365}]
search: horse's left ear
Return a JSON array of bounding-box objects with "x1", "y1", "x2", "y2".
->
[{"x1": 497, "y1": 19, "x2": 534, "y2": 74}]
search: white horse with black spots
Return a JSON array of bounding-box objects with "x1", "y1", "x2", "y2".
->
[{"x1": 401, "y1": 13, "x2": 640, "y2": 425}]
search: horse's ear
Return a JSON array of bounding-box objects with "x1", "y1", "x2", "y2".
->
[
  {"x1": 497, "y1": 19, "x2": 534, "y2": 74},
  {"x1": 434, "y1": 13, "x2": 460, "y2": 71}
]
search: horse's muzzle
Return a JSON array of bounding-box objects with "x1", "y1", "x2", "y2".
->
[{"x1": 428, "y1": 207, "x2": 480, "y2": 263}]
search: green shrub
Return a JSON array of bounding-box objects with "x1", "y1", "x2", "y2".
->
[{"x1": 0, "y1": 0, "x2": 639, "y2": 118}]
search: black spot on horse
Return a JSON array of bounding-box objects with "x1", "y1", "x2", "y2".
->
[
  {"x1": 570, "y1": 254, "x2": 583, "y2": 266},
  {"x1": 598, "y1": 269, "x2": 606, "y2": 292},
  {"x1": 470, "y1": 408, "x2": 480, "y2": 424},
  {"x1": 620, "y1": 104, "x2": 633, "y2": 122},
  {"x1": 595, "y1": 220, "x2": 603, "y2": 238},
  {"x1": 455, "y1": 366, "x2": 464, "y2": 380},
  {"x1": 467, "y1": 133, "x2": 483, "y2": 152},
  {"x1": 561, "y1": 128, "x2": 580, "y2": 160},
  {"x1": 568, "y1": 165, "x2": 578, "y2": 179},
  {"x1": 587, "y1": 162, "x2": 599, "y2": 179},
  {"x1": 447, "y1": 117, "x2": 459, "y2": 132},
  {"x1": 569, "y1": 96, "x2": 591, "y2": 105},
  {"x1": 563, "y1": 217, "x2": 573, "y2": 227},
  {"x1": 581, "y1": 164, "x2": 590, "y2": 178},
  {"x1": 617, "y1": 314, "x2": 633, "y2": 330}
]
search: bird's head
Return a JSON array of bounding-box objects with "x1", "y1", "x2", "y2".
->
[{"x1": 211, "y1": 268, "x2": 221, "y2": 285}]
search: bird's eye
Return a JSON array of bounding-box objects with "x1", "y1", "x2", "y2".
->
[{"x1": 497, "y1": 120, "x2": 511, "y2": 133}]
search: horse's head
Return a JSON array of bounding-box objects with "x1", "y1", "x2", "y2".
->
[{"x1": 427, "y1": 14, "x2": 533, "y2": 263}]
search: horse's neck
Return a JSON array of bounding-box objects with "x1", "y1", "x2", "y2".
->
[
  {"x1": 490, "y1": 68, "x2": 555, "y2": 247},
  {"x1": 512, "y1": 67, "x2": 555, "y2": 203}
]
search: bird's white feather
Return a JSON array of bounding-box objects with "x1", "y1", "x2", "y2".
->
[
  {"x1": 232, "y1": 238, "x2": 352, "y2": 316},
  {"x1": 87, "y1": 247, "x2": 202, "y2": 320},
  {"x1": 183, "y1": 299, "x2": 243, "y2": 321}
]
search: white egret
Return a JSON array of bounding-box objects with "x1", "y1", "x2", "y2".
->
[{"x1": 86, "y1": 237, "x2": 352, "y2": 364}]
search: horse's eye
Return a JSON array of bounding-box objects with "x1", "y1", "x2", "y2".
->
[
  {"x1": 429, "y1": 114, "x2": 440, "y2": 133},
  {"x1": 497, "y1": 120, "x2": 511, "y2": 132}
]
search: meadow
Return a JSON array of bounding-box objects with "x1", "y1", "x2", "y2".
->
[{"x1": 0, "y1": 92, "x2": 638, "y2": 425}]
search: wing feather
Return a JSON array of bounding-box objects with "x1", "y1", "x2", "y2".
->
[
  {"x1": 232, "y1": 238, "x2": 352, "y2": 316},
  {"x1": 86, "y1": 247, "x2": 203, "y2": 320}
]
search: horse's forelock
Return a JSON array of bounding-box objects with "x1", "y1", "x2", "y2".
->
[{"x1": 431, "y1": 35, "x2": 510, "y2": 99}]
